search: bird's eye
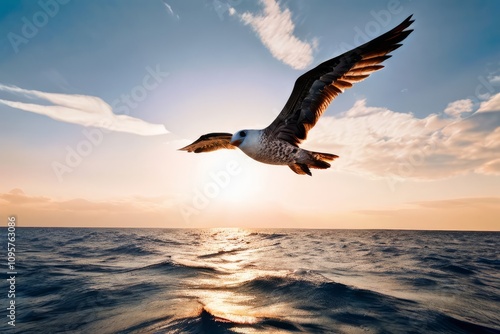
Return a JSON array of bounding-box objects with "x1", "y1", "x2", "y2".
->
[{"x1": 239, "y1": 131, "x2": 246, "y2": 137}]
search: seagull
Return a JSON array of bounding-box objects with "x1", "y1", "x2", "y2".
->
[{"x1": 180, "y1": 15, "x2": 414, "y2": 176}]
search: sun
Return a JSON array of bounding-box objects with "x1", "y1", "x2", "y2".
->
[{"x1": 192, "y1": 151, "x2": 266, "y2": 205}]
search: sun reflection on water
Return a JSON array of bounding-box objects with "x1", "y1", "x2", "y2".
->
[{"x1": 174, "y1": 227, "x2": 307, "y2": 327}]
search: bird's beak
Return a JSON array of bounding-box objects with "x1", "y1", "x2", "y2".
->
[{"x1": 230, "y1": 139, "x2": 242, "y2": 147}]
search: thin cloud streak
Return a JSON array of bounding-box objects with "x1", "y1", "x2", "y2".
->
[
  {"x1": 162, "y1": 1, "x2": 180, "y2": 20},
  {"x1": 0, "y1": 188, "x2": 180, "y2": 228},
  {"x1": 232, "y1": 0, "x2": 317, "y2": 70},
  {"x1": 356, "y1": 197, "x2": 500, "y2": 231},
  {"x1": 0, "y1": 84, "x2": 168, "y2": 136}
]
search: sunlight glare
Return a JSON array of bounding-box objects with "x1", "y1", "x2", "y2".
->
[{"x1": 192, "y1": 151, "x2": 267, "y2": 206}]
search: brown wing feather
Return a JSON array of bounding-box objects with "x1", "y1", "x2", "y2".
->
[
  {"x1": 265, "y1": 15, "x2": 414, "y2": 146},
  {"x1": 178, "y1": 132, "x2": 236, "y2": 153}
]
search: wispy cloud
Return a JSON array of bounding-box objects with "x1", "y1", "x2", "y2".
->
[
  {"x1": 487, "y1": 67, "x2": 500, "y2": 85},
  {"x1": 477, "y1": 91, "x2": 500, "y2": 113},
  {"x1": 162, "y1": 1, "x2": 180, "y2": 20},
  {"x1": 413, "y1": 197, "x2": 500, "y2": 210},
  {"x1": 0, "y1": 84, "x2": 168, "y2": 136},
  {"x1": 444, "y1": 99, "x2": 473, "y2": 117},
  {"x1": 490, "y1": 75, "x2": 500, "y2": 84},
  {"x1": 231, "y1": 0, "x2": 317, "y2": 70},
  {"x1": 308, "y1": 93, "x2": 500, "y2": 180}
]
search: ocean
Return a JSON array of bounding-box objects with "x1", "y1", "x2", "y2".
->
[{"x1": 4, "y1": 228, "x2": 499, "y2": 333}]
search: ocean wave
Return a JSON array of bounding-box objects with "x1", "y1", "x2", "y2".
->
[
  {"x1": 198, "y1": 247, "x2": 247, "y2": 259},
  {"x1": 135, "y1": 257, "x2": 223, "y2": 274},
  {"x1": 433, "y1": 263, "x2": 476, "y2": 276},
  {"x1": 131, "y1": 259, "x2": 177, "y2": 271},
  {"x1": 405, "y1": 277, "x2": 439, "y2": 287},
  {"x1": 159, "y1": 305, "x2": 319, "y2": 334},
  {"x1": 477, "y1": 257, "x2": 500, "y2": 268},
  {"x1": 134, "y1": 234, "x2": 183, "y2": 246},
  {"x1": 249, "y1": 232, "x2": 288, "y2": 240},
  {"x1": 104, "y1": 243, "x2": 157, "y2": 256}
]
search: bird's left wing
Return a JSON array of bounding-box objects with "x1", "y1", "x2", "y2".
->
[
  {"x1": 179, "y1": 132, "x2": 236, "y2": 153},
  {"x1": 265, "y1": 15, "x2": 414, "y2": 146}
]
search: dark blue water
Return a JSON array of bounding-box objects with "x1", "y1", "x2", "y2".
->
[{"x1": 2, "y1": 228, "x2": 499, "y2": 333}]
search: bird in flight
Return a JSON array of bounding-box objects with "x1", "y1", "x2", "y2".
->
[{"x1": 180, "y1": 15, "x2": 414, "y2": 176}]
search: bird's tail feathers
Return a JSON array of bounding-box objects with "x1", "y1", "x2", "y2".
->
[
  {"x1": 288, "y1": 151, "x2": 339, "y2": 176},
  {"x1": 310, "y1": 151, "x2": 339, "y2": 164}
]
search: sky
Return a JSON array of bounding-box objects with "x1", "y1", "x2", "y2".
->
[{"x1": 0, "y1": 0, "x2": 499, "y2": 230}]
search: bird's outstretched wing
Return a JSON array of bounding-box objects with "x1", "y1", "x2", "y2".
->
[
  {"x1": 265, "y1": 15, "x2": 414, "y2": 146},
  {"x1": 178, "y1": 132, "x2": 236, "y2": 153}
]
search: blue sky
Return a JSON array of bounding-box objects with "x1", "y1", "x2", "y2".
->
[{"x1": 0, "y1": 0, "x2": 499, "y2": 229}]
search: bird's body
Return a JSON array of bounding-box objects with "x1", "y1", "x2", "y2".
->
[
  {"x1": 232, "y1": 129, "x2": 337, "y2": 175},
  {"x1": 180, "y1": 16, "x2": 414, "y2": 176},
  {"x1": 237, "y1": 129, "x2": 299, "y2": 165}
]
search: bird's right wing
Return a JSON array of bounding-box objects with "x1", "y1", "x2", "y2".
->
[
  {"x1": 264, "y1": 15, "x2": 414, "y2": 146},
  {"x1": 178, "y1": 132, "x2": 236, "y2": 153}
]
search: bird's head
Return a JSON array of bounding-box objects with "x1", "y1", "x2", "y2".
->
[
  {"x1": 230, "y1": 129, "x2": 260, "y2": 149},
  {"x1": 230, "y1": 130, "x2": 248, "y2": 147}
]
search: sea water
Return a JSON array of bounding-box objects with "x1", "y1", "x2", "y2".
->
[{"x1": 5, "y1": 228, "x2": 499, "y2": 333}]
